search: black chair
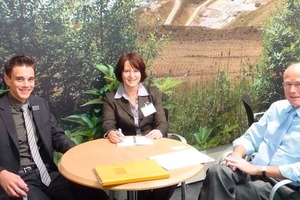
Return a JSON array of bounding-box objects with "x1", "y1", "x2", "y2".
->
[
  {"x1": 219, "y1": 94, "x2": 264, "y2": 162},
  {"x1": 241, "y1": 94, "x2": 264, "y2": 127}
]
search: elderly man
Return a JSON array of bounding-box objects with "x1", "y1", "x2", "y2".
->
[{"x1": 198, "y1": 63, "x2": 300, "y2": 200}]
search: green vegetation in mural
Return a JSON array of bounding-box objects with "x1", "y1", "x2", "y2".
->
[
  {"x1": 254, "y1": 0, "x2": 300, "y2": 108},
  {"x1": 2, "y1": 0, "x2": 300, "y2": 152},
  {"x1": 169, "y1": 68, "x2": 250, "y2": 147},
  {"x1": 0, "y1": 0, "x2": 167, "y2": 118},
  {"x1": 171, "y1": 0, "x2": 300, "y2": 148}
]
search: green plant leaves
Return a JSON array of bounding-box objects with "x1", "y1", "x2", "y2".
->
[
  {"x1": 80, "y1": 98, "x2": 103, "y2": 107},
  {"x1": 152, "y1": 77, "x2": 183, "y2": 95},
  {"x1": 192, "y1": 127, "x2": 222, "y2": 150}
]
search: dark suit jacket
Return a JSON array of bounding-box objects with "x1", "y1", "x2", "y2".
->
[
  {"x1": 102, "y1": 85, "x2": 168, "y2": 137},
  {"x1": 0, "y1": 93, "x2": 75, "y2": 174}
]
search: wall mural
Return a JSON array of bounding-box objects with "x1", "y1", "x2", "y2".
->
[
  {"x1": 0, "y1": 0, "x2": 148, "y2": 119},
  {"x1": 0, "y1": 0, "x2": 296, "y2": 146}
]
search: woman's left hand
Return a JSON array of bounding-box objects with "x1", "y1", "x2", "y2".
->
[{"x1": 146, "y1": 129, "x2": 163, "y2": 140}]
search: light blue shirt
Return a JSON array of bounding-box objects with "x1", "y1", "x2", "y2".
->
[{"x1": 233, "y1": 99, "x2": 300, "y2": 184}]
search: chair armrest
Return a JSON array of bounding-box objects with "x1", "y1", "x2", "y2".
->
[
  {"x1": 254, "y1": 112, "x2": 265, "y2": 120},
  {"x1": 218, "y1": 150, "x2": 233, "y2": 164},
  {"x1": 218, "y1": 151, "x2": 257, "y2": 164},
  {"x1": 167, "y1": 133, "x2": 187, "y2": 144},
  {"x1": 269, "y1": 179, "x2": 293, "y2": 200}
]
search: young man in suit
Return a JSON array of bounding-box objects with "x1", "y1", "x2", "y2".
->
[{"x1": 0, "y1": 55, "x2": 109, "y2": 200}]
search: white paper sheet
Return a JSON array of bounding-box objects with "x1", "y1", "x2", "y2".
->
[
  {"x1": 117, "y1": 136, "x2": 153, "y2": 146},
  {"x1": 148, "y1": 149, "x2": 214, "y2": 170}
]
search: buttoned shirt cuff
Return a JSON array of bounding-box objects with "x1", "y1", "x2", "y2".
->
[
  {"x1": 279, "y1": 164, "x2": 300, "y2": 185},
  {"x1": 233, "y1": 137, "x2": 256, "y2": 156}
]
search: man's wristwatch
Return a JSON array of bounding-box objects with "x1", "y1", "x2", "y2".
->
[{"x1": 262, "y1": 166, "x2": 267, "y2": 177}]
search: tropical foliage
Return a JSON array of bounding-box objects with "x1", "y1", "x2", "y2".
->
[
  {"x1": 254, "y1": 0, "x2": 300, "y2": 108},
  {"x1": 2, "y1": 0, "x2": 300, "y2": 152},
  {"x1": 169, "y1": 68, "x2": 250, "y2": 146},
  {"x1": 0, "y1": 0, "x2": 167, "y2": 118}
]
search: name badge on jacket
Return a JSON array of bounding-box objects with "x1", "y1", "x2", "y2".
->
[{"x1": 141, "y1": 102, "x2": 156, "y2": 117}]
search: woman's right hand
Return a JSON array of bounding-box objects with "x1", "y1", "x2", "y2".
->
[{"x1": 107, "y1": 130, "x2": 125, "y2": 143}]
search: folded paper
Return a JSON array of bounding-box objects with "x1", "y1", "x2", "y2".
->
[{"x1": 149, "y1": 149, "x2": 215, "y2": 170}]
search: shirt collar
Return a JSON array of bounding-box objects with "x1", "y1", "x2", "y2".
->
[
  {"x1": 7, "y1": 93, "x2": 29, "y2": 111},
  {"x1": 286, "y1": 103, "x2": 300, "y2": 118},
  {"x1": 114, "y1": 83, "x2": 149, "y2": 99},
  {"x1": 295, "y1": 107, "x2": 300, "y2": 118}
]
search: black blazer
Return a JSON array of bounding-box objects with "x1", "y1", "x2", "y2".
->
[
  {"x1": 0, "y1": 93, "x2": 75, "y2": 174},
  {"x1": 102, "y1": 85, "x2": 168, "y2": 137}
]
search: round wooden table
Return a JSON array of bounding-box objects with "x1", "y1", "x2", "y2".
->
[{"x1": 58, "y1": 138, "x2": 204, "y2": 199}]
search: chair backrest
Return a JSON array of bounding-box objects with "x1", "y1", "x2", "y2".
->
[
  {"x1": 164, "y1": 108, "x2": 187, "y2": 143},
  {"x1": 241, "y1": 94, "x2": 255, "y2": 127},
  {"x1": 164, "y1": 108, "x2": 169, "y2": 122}
]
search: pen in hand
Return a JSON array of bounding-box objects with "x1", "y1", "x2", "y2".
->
[{"x1": 118, "y1": 128, "x2": 125, "y2": 142}]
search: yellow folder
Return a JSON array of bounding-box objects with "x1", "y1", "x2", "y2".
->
[{"x1": 94, "y1": 159, "x2": 170, "y2": 186}]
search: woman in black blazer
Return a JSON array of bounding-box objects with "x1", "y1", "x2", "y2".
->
[{"x1": 102, "y1": 52, "x2": 175, "y2": 200}]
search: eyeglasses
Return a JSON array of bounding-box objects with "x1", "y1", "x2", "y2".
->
[{"x1": 282, "y1": 82, "x2": 300, "y2": 88}]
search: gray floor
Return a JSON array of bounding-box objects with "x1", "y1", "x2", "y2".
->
[
  {"x1": 112, "y1": 181, "x2": 203, "y2": 200},
  {"x1": 170, "y1": 181, "x2": 203, "y2": 200}
]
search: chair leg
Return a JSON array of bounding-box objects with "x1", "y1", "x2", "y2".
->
[
  {"x1": 127, "y1": 191, "x2": 138, "y2": 200},
  {"x1": 181, "y1": 182, "x2": 186, "y2": 200}
]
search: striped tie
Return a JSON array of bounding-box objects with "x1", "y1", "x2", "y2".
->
[{"x1": 21, "y1": 104, "x2": 51, "y2": 186}]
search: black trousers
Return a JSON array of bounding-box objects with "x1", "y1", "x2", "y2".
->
[
  {"x1": 198, "y1": 164, "x2": 300, "y2": 200},
  {"x1": 0, "y1": 169, "x2": 109, "y2": 200},
  {"x1": 137, "y1": 185, "x2": 177, "y2": 200}
]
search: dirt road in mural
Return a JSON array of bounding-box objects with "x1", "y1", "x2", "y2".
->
[
  {"x1": 149, "y1": 0, "x2": 276, "y2": 87},
  {"x1": 150, "y1": 26, "x2": 262, "y2": 87}
]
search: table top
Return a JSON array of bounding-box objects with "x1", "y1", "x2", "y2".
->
[{"x1": 58, "y1": 138, "x2": 204, "y2": 191}]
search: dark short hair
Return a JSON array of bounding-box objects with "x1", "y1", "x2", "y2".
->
[
  {"x1": 4, "y1": 55, "x2": 36, "y2": 78},
  {"x1": 115, "y1": 52, "x2": 147, "y2": 82}
]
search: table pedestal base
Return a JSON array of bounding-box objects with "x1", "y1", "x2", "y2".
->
[
  {"x1": 127, "y1": 191, "x2": 137, "y2": 200},
  {"x1": 109, "y1": 190, "x2": 137, "y2": 200}
]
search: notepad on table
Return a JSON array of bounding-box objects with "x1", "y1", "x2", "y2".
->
[
  {"x1": 148, "y1": 149, "x2": 215, "y2": 170},
  {"x1": 117, "y1": 136, "x2": 153, "y2": 146},
  {"x1": 94, "y1": 159, "x2": 169, "y2": 186}
]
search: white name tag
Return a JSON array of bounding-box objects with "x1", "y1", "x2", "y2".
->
[{"x1": 141, "y1": 102, "x2": 156, "y2": 117}]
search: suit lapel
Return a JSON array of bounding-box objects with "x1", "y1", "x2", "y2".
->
[
  {"x1": 0, "y1": 95, "x2": 19, "y2": 150},
  {"x1": 117, "y1": 97, "x2": 134, "y2": 118},
  {"x1": 115, "y1": 85, "x2": 151, "y2": 120}
]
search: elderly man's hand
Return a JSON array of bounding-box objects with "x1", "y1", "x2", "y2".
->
[{"x1": 224, "y1": 155, "x2": 261, "y2": 175}]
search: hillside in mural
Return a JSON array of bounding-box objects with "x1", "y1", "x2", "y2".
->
[{"x1": 144, "y1": 0, "x2": 283, "y2": 86}]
